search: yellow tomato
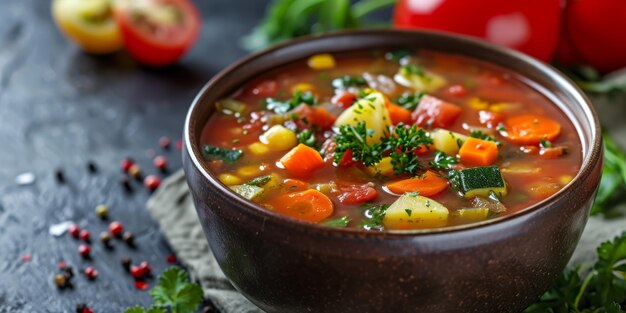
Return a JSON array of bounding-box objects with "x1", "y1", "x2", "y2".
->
[{"x1": 52, "y1": 0, "x2": 122, "y2": 54}]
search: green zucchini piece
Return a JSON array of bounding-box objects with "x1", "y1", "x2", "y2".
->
[
  {"x1": 230, "y1": 184, "x2": 264, "y2": 200},
  {"x1": 458, "y1": 166, "x2": 507, "y2": 199},
  {"x1": 454, "y1": 207, "x2": 490, "y2": 221}
]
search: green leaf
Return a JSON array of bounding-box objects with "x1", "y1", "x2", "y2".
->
[
  {"x1": 150, "y1": 267, "x2": 203, "y2": 313},
  {"x1": 470, "y1": 130, "x2": 502, "y2": 147},
  {"x1": 429, "y1": 150, "x2": 458, "y2": 171},
  {"x1": 322, "y1": 216, "x2": 350, "y2": 227},
  {"x1": 593, "y1": 132, "x2": 626, "y2": 215},
  {"x1": 202, "y1": 145, "x2": 243, "y2": 163},
  {"x1": 297, "y1": 129, "x2": 317, "y2": 147},
  {"x1": 245, "y1": 175, "x2": 272, "y2": 187},
  {"x1": 393, "y1": 92, "x2": 423, "y2": 110},
  {"x1": 124, "y1": 307, "x2": 146, "y2": 313},
  {"x1": 360, "y1": 203, "x2": 389, "y2": 230}
]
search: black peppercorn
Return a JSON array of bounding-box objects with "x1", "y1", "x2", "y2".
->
[
  {"x1": 122, "y1": 231, "x2": 135, "y2": 246},
  {"x1": 121, "y1": 257, "x2": 131, "y2": 271},
  {"x1": 54, "y1": 274, "x2": 66, "y2": 288},
  {"x1": 87, "y1": 161, "x2": 97, "y2": 173},
  {"x1": 120, "y1": 176, "x2": 132, "y2": 192},
  {"x1": 100, "y1": 231, "x2": 112, "y2": 248},
  {"x1": 55, "y1": 168, "x2": 65, "y2": 183},
  {"x1": 75, "y1": 303, "x2": 86, "y2": 313}
]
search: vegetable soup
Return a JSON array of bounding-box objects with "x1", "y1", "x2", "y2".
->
[{"x1": 199, "y1": 50, "x2": 582, "y2": 231}]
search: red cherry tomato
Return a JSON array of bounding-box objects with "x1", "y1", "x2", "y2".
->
[
  {"x1": 393, "y1": 0, "x2": 562, "y2": 61},
  {"x1": 558, "y1": 0, "x2": 626, "y2": 73},
  {"x1": 113, "y1": 0, "x2": 201, "y2": 66}
]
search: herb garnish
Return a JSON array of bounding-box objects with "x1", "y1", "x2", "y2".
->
[
  {"x1": 540, "y1": 138, "x2": 553, "y2": 148},
  {"x1": 360, "y1": 203, "x2": 389, "y2": 230},
  {"x1": 332, "y1": 75, "x2": 367, "y2": 89},
  {"x1": 385, "y1": 49, "x2": 412, "y2": 63},
  {"x1": 525, "y1": 232, "x2": 626, "y2": 313},
  {"x1": 322, "y1": 216, "x2": 350, "y2": 227},
  {"x1": 429, "y1": 150, "x2": 459, "y2": 170},
  {"x1": 125, "y1": 267, "x2": 203, "y2": 313},
  {"x1": 333, "y1": 121, "x2": 383, "y2": 167},
  {"x1": 245, "y1": 175, "x2": 272, "y2": 187},
  {"x1": 203, "y1": 145, "x2": 243, "y2": 163},
  {"x1": 297, "y1": 129, "x2": 317, "y2": 147},
  {"x1": 470, "y1": 130, "x2": 502, "y2": 146},
  {"x1": 265, "y1": 90, "x2": 317, "y2": 114},
  {"x1": 393, "y1": 92, "x2": 424, "y2": 111},
  {"x1": 400, "y1": 64, "x2": 425, "y2": 77},
  {"x1": 592, "y1": 132, "x2": 626, "y2": 215},
  {"x1": 381, "y1": 123, "x2": 433, "y2": 175}
]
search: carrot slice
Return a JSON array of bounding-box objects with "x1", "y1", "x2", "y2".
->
[
  {"x1": 280, "y1": 144, "x2": 324, "y2": 177},
  {"x1": 539, "y1": 146, "x2": 566, "y2": 159},
  {"x1": 459, "y1": 137, "x2": 499, "y2": 166},
  {"x1": 282, "y1": 179, "x2": 309, "y2": 192},
  {"x1": 385, "y1": 171, "x2": 448, "y2": 196},
  {"x1": 272, "y1": 189, "x2": 334, "y2": 223},
  {"x1": 503, "y1": 115, "x2": 561, "y2": 145},
  {"x1": 386, "y1": 103, "x2": 412, "y2": 125}
]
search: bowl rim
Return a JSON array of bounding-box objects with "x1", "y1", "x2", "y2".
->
[{"x1": 184, "y1": 29, "x2": 602, "y2": 237}]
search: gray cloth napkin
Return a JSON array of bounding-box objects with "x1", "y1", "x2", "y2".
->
[{"x1": 146, "y1": 95, "x2": 626, "y2": 313}]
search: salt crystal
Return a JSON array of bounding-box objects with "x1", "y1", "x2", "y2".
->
[{"x1": 49, "y1": 221, "x2": 74, "y2": 237}]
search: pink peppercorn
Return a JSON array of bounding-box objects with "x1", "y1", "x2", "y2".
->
[
  {"x1": 78, "y1": 245, "x2": 91, "y2": 258},
  {"x1": 109, "y1": 221, "x2": 123, "y2": 237},
  {"x1": 143, "y1": 175, "x2": 161, "y2": 191}
]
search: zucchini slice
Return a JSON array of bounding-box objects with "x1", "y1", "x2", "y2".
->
[
  {"x1": 458, "y1": 166, "x2": 507, "y2": 199},
  {"x1": 230, "y1": 184, "x2": 264, "y2": 200}
]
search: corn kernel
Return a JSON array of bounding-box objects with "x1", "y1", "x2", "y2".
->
[
  {"x1": 365, "y1": 157, "x2": 394, "y2": 176},
  {"x1": 308, "y1": 53, "x2": 336, "y2": 70},
  {"x1": 219, "y1": 174, "x2": 242, "y2": 186},
  {"x1": 315, "y1": 183, "x2": 333, "y2": 194},
  {"x1": 468, "y1": 97, "x2": 489, "y2": 110},
  {"x1": 291, "y1": 83, "x2": 316, "y2": 94},
  {"x1": 259, "y1": 125, "x2": 298, "y2": 150},
  {"x1": 229, "y1": 127, "x2": 243, "y2": 135},
  {"x1": 237, "y1": 165, "x2": 263, "y2": 178},
  {"x1": 490, "y1": 102, "x2": 521, "y2": 112},
  {"x1": 559, "y1": 175, "x2": 573, "y2": 185},
  {"x1": 248, "y1": 142, "x2": 270, "y2": 156}
]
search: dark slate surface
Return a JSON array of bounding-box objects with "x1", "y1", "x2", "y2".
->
[{"x1": 0, "y1": 0, "x2": 267, "y2": 311}]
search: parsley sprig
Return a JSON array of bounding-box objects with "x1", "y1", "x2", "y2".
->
[
  {"x1": 265, "y1": 90, "x2": 317, "y2": 114},
  {"x1": 331, "y1": 75, "x2": 367, "y2": 89},
  {"x1": 593, "y1": 132, "x2": 626, "y2": 215},
  {"x1": 469, "y1": 130, "x2": 502, "y2": 147},
  {"x1": 393, "y1": 91, "x2": 424, "y2": 111},
  {"x1": 381, "y1": 123, "x2": 433, "y2": 175},
  {"x1": 525, "y1": 232, "x2": 626, "y2": 313},
  {"x1": 360, "y1": 203, "x2": 389, "y2": 230},
  {"x1": 429, "y1": 150, "x2": 459, "y2": 170},
  {"x1": 125, "y1": 267, "x2": 203, "y2": 313},
  {"x1": 333, "y1": 121, "x2": 383, "y2": 167}
]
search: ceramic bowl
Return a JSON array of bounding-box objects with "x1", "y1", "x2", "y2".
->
[{"x1": 183, "y1": 30, "x2": 602, "y2": 313}]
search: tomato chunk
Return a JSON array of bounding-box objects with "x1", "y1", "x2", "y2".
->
[
  {"x1": 336, "y1": 184, "x2": 378, "y2": 205},
  {"x1": 412, "y1": 95, "x2": 462, "y2": 128}
]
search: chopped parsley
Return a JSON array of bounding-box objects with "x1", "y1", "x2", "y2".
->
[
  {"x1": 297, "y1": 129, "x2": 316, "y2": 147},
  {"x1": 381, "y1": 123, "x2": 433, "y2": 175},
  {"x1": 331, "y1": 75, "x2": 367, "y2": 89},
  {"x1": 360, "y1": 203, "x2": 389, "y2": 230},
  {"x1": 322, "y1": 216, "x2": 350, "y2": 228},
  {"x1": 265, "y1": 90, "x2": 317, "y2": 114},
  {"x1": 203, "y1": 145, "x2": 243, "y2": 163},
  {"x1": 429, "y1": 150, "x2": 459, "y2": 170},
  {"x1": 393, "y1": 92, "x2": 424, "y2": 111},
  {"x1": 333, "y1": 121, "x2": 383, "y2": 167},
  {"x1": 385, "y1": 49, "x2": 412, "y2": 63},
  {"x1": 400, "y1": 64, "x2": 426, "y2": 77},
  {"x1": 540, "y1": 138, "x2": 553, "y2": 148},
  {"x1": 496, "y1": 123, "x2": 507, "y2": 132},
  {"x1": 470, "y1": 130, "x2": 502, "y2": 146},
  {"x1": 404, "y1": 209, "x2": 412, "y2": 217}
]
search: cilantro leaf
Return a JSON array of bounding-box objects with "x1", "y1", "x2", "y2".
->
[
  {"x1": 469, "y1": 130, "x2": 502, "y2": 147},
  {"x1": 429, "y1": 150, "x2": 458, "y2": 170},
  {"x1": 393, "y1": 92, "x2": 424, "y2": 111},
  {"x1": 381, "y1": 123, "x2": 433, "y2": 175},
  {"x1": 322, "y1": 216, "x2": 350, "y2": 227},
  {"x1": 124, "y1": 306, "x2": 166, "y2": 313},
  {"x1": 297, "y1": 129, "x2": 317, "y2": 147},
  {"x1": 331, "y1": 75, "x2": 367, "y2": 89},
  {"x1": 385, "y1": 49, "x2": 412, "y2": 63},
  {"x1": 203, "y1": 145, "x2": 243, "y2": 163},
  {"x1": 333, "y1": 121, "x2": 383, "y2": 167},
  {"x1": 150, "y1": 266, "x2": 203, "y2": 313}
]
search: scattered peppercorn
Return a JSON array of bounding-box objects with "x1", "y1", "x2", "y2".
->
[
  {"x1": 134, "y1": 280, "x2": 149, "y2": 290},
  {"x1": 121, "y1": 257, "x2": 132, "y2": 271},
  {"x1": 122, "y1": 231, "x2": 135, "y2": 246},
  {"x1": 79, "y1": 229, "x2": 90, "y2": 242},
  {"x1": 121, "y1": 158, "x2": 134, "y2": 172},
  {"x1": 99, "y1": 231, "x2": 112, "y2": 248},
  {"x1": 130, "y1": 265, "x2": 144, "y2": 279},
  {"x1": 87, "y1": 161, "x2": 97, "y2": 173},
  {"x1": 120, "y1": 176, "x2": 132, "y2": 192},
  {"x1": 54, "y1": 273, "x2": 67, "y2": 288},
  {"x1": 68, "y1": 224, "x2": 80, "y2": 238},
  {"x1": 143, "y1": 175, "x2": 161, "y2": 191},
  {"x1": 58, "y1": 260, "x2": 66, "y2": 269},
  {"x1": 55, "y1": 168, "x2": 65, "y2": 183},
  {"x1": 78, "y1": 244, "x2": 91, "y2": 258},
  {"x1": 83, "y1": 308, "x2": 94, "y2": 313},
  {"x1": 166, "y1": 254, "x2": 177, "y2": 264},
  {"x1": 159, "y1": 136, "x2": 171, "y2": 150},
  {"x1": 153, "y1": 155, "x2": 168, "y2": 172},
  {"x1": 139, "y1": 261, "x2": 151, "y2": 276},
  {"x1": 84, "y1": 266, "x2": 98, "y2": 280},
  {"x1": 176, "y1": 139, "x2": 183, "y2": 150},
  {"x1": 109, "y1": 221, "x2": 123, "y2": 237},
  {"x1": 95, "y1": 205, "x2": 109, "y2": 219},
  {"x1": 21, "y1": 255, "x2": 31, "y2": 262},
  {"x1": 75, "y1": 303, "x2": 86, "y2": 313},
  {"x1": 203, "y1": 305, "x2": 215, "y2": 313},
  {"x1": 64, "y1": 266, "x2": 75, "y2": 279},
  {"x1": 128, "y1": 164, "x2": 142, "y2": 179}
]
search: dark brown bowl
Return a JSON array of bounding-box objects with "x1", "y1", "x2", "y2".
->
[{"x1": 183, "y1": 30, "x2": 602, "y2": 313}]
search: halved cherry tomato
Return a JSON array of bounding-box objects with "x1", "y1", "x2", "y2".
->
[
  {"x1": 112, "y1": 0, "x2": 201, "y2": 66},
  {"x1": 52, "y1": 0, "x2": 123, "y2": 54},
  {"x1": 332, "y1": 92, "x2": 357, "y2": 109},
  {"x1": 393, "y1": 0, "x2": 562, "y2": 61},
  {"x1": 558, "y1": 0, "x2": 626, "y2": 73}
]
